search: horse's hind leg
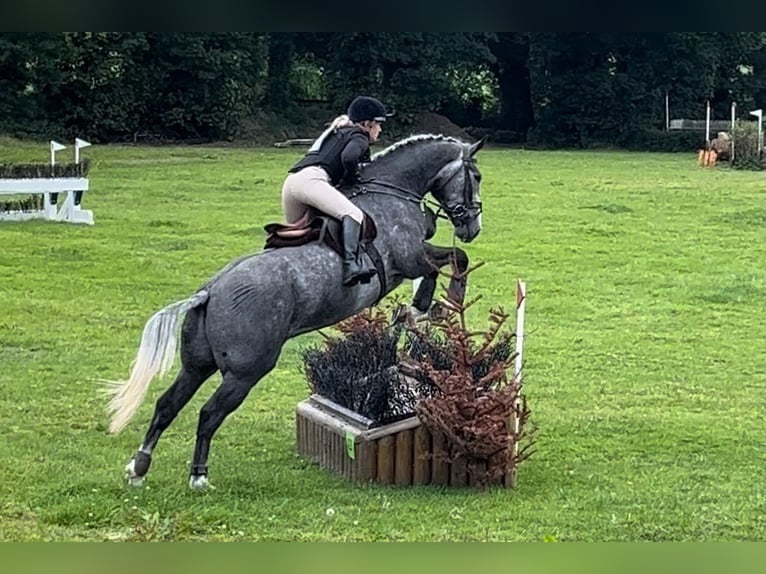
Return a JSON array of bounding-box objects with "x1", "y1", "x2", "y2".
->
[
  {"x1": 125, "y1": 362, "x2": 216, "y2": 486},
  {"x1": 125, "y1": 307, "x2": 217, "y2": 486},
  {"x1": 188, "y1": 348, "x2": 282, "y2": 490}
]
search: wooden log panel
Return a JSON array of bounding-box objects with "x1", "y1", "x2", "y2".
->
[
  {"x1": 306, "y1": 415, "x2": 314, "y2": 462},
  {"x1": 467, "y1": 460, "x2": 487, "y2": 488},
  {"x1": 328, "y1": 427, "x2": 337, "y2": 475},
  {"x1": 394, "y1": 429, "x2": 413, "y2": 486},
  {"x1": 303, "y1": 416, "x2": 311, "y2": 461},
  {"x1": 296, "y1": 399, "x2": 514, "y2": 488},
  {"x1": 431, "y1": 431, "x2": 449, "y2": 486},
  {"x1": 316, "y1": 424, "x2": 324, "y2": 468},
  {"x1": 355, "y1": 440, "x2": 377, "y2": 483},
  {"x1": 486, "y1": 452, "x2": 506, "y2": 487},
  {"x1": 298, "y1": 416, "x2": 311, "y2": 458},
  {"x1": 333, "y1": 429, "x2": 342, "y2": 476},
  {"x1": 377, "y1": 435, "x2": 396, "y2": 485},
  {"x1": 340, "y1": 431, "x2": 351, "y2": 479},
  {"x1": 340, "y1": 432, "x2": 350, "y2": 480},
  {"x1": 450, "y1": 451, "x2": 468, "y2": 487},
  {"x1": 323, "y1": 427, "x2": 332, "y2": 469},
  {"x1": 412, "y1": 425, "x2": 431, "y2": 485},
  {"x1": 296, "y1": 414, "x2": 303, "y2": 457}
]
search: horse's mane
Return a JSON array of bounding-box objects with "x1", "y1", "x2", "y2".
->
[{"x1": 369, "y1": 133, "x2": 464, "y2": 163}]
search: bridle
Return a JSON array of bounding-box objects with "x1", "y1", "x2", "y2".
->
[
  {"x1": 348, "y1": 154, "x2": 482, "y2": 227},
  {"x1": 432, "y1": 156, "x2": 483, "y2": 226}
]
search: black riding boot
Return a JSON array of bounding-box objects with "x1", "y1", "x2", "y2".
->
[{"x1": 341, "y1": 216, "x2": 377, "y2": 286}]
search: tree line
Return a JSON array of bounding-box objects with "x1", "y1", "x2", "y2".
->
[{"x1": 1, "y1": 33, "x2": 765, "y2": 148}]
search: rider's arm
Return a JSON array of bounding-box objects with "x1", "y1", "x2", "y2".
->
[{"x1": 339, "y1": 133, "x2": 370, "y2": 185}]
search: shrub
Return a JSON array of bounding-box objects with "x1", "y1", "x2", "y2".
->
[
  {"x1": 731, "y1": 120, "x2": 764, "y2": 171},
  {"x1": 620, "y1": 129, "x2": 705, "y2": 152}
]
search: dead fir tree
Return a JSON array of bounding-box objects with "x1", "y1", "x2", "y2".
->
[{"x1": 404, "y1": 260, "x2": 536, "y2": 486}]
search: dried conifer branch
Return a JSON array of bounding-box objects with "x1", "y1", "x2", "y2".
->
[{"x1": 301, "y1": 261, "x2": 535, "y2": 486}]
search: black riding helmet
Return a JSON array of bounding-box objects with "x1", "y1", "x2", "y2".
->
[{"x1": 347, "y1": 96, "x2": 393, "y2": 123}]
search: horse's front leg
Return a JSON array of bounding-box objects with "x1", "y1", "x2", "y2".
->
[
  {"x1": 421, "y1": 243, "x2": 469, "y2": 316},
  {"x1": 394, "y1": 244, "x2": 469, "y2": 325}
]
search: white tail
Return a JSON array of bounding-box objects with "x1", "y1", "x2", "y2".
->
[{"x1": 105, "y1": 291, "x2": 209, "y2": 434}]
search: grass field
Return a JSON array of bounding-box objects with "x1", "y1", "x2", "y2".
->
[{"x1": 1, "y1": 138, "x2": 765, "y2": 541}]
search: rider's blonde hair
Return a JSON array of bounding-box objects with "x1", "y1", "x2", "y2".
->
[{"x1": 329, "y1": 114, "x2": 353, "y2": 129}]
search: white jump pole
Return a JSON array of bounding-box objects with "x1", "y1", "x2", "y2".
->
[
  {"x1": 49, "y1": 140, "x2": 66, "y2": 174},
  {"x1": 508, "y1": 279, "x2": 526, "y2": 488},
  {"x1": 665, "y1": 91, "x2": 670, "y2": 132},
  {"x1": 514, "y1": 279, "x2": 526, "y2": 382},
  {"x1": 74, "y1": 137, "x2": 91, "y2": 166},
  {"x1": 705, "y1": 100, "x2": 711, "y2": 148},
  {"x1": 750, "y1": 109, "x2": 763, "y2": 161},
  {"x1": 731, "y1": 102, "x2": 736, "y2": 164},
  {"x1": 73, "y1": 138, "x2": 91, "y2": 206}
]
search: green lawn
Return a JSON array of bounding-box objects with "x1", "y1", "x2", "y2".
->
[{"x1": 1, "y1": 139, "x2": 765, "y2": 541}]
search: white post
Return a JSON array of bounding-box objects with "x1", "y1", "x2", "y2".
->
[
  {"x1": 74, "y1": 137, "x2": 91, "y2": 166},
  {"x1": 49, "y1": 140, "x2": 66, "y2": 174},
  {"x1": 508, "y1": 279, "x2": 526, "y2": 488},
  {"x1": 48, "y1": 140, "x2": 66, "y2": 215},
  {"x1": 705, "y1": 100, "x2": 711, "y2": 148},
  {"x1": 750, "y1": 109, "x2": 764, "y2": 160},
  {"x1": 665, "y1": 92, "x2": 670, "y2": 131},
  {"x1": 73, "y1": 138, "x2": 91, "y2": 208},
  {"x1": 514, "y1": 279, "x2": 526, "y2": 382},
  {"x1": 731, "y1": 102, "x2": 737, "y2": 165}
]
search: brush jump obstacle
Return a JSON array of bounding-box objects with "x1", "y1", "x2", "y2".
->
[
  {"x1": 296, "y1": 278, "x2": 532, "y2": 488},
  {"x1": 0, "y1": 139, "x2": 94, "y2": 225}
]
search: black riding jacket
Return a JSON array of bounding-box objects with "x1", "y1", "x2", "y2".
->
[{"x1": 289, "y1": 125, "x2": 370, "y2": 186}]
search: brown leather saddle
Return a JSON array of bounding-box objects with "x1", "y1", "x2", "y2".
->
[{"x1": 263, "y1": 211, "x2": 377, "y2": 256}]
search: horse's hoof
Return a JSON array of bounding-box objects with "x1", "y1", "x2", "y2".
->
[
  {"x1": 391, "y1": 304, "x2": 410, "y2": 325},
  {"x1": 189, "y1": 474, "x2": 212, "y2": 490},
  {"x1": 125, "y1": 458, "x2": 146, "y2": 488},
  {"x1": 132, "y1": 451, "x2": 152, "y2": 476},
  {"x1": 127, "y1": 475, "x2": 146, "y2": 488},
  {"x1": 429, "y1": 301, "x2": 451, "y2": 322}
]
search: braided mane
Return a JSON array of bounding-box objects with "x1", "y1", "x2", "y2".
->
[{"x1": 370, "y1": 134, "x2": 463, "y2": 162}]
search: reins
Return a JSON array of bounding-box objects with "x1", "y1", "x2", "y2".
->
[{"x1": 348, "y1": 178, "x2": 451, "y2": 222}]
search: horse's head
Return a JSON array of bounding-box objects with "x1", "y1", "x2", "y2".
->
[{"x1": 429, "y1": 136, "x2": 486, "y2": 243}]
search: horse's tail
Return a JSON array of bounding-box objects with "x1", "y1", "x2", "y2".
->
[{"x1": 106, "y1": 290, "x2": 210, "y2": 434}]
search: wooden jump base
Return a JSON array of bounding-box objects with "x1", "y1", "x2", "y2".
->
[{"x1": 296, "y1": 395, "x2": 515, "y2": 488}]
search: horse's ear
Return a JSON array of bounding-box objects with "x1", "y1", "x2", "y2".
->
[{"x1": 469, "y1": 135, "x2": 487, "y2": 156}]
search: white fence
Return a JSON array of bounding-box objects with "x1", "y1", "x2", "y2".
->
[
  {"x1": 0, "y1": 178, "x2": 92, "y2": 224},
  {"x1": 0, "y1": 139, "x2": 94, "y2": 225}
]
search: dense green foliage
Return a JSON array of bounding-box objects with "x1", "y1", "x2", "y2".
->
[
  {"x1": 1, "y1": 33, "x2": 765, "y2": 148},
  {"x1": 2, "y1": 140, "x2": 766, "y2": 540},
  {"x1": 731, "y1": 120, "x2": 764, "y2": 170}
]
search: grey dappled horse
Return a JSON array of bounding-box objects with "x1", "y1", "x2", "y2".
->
[{"x1": 107, "y1": 134, "x2": 486, "y2": 489}]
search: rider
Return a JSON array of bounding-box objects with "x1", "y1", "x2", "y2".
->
[{"x1": 282, "y1": 95, "x2": 391, "y2": 286}]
